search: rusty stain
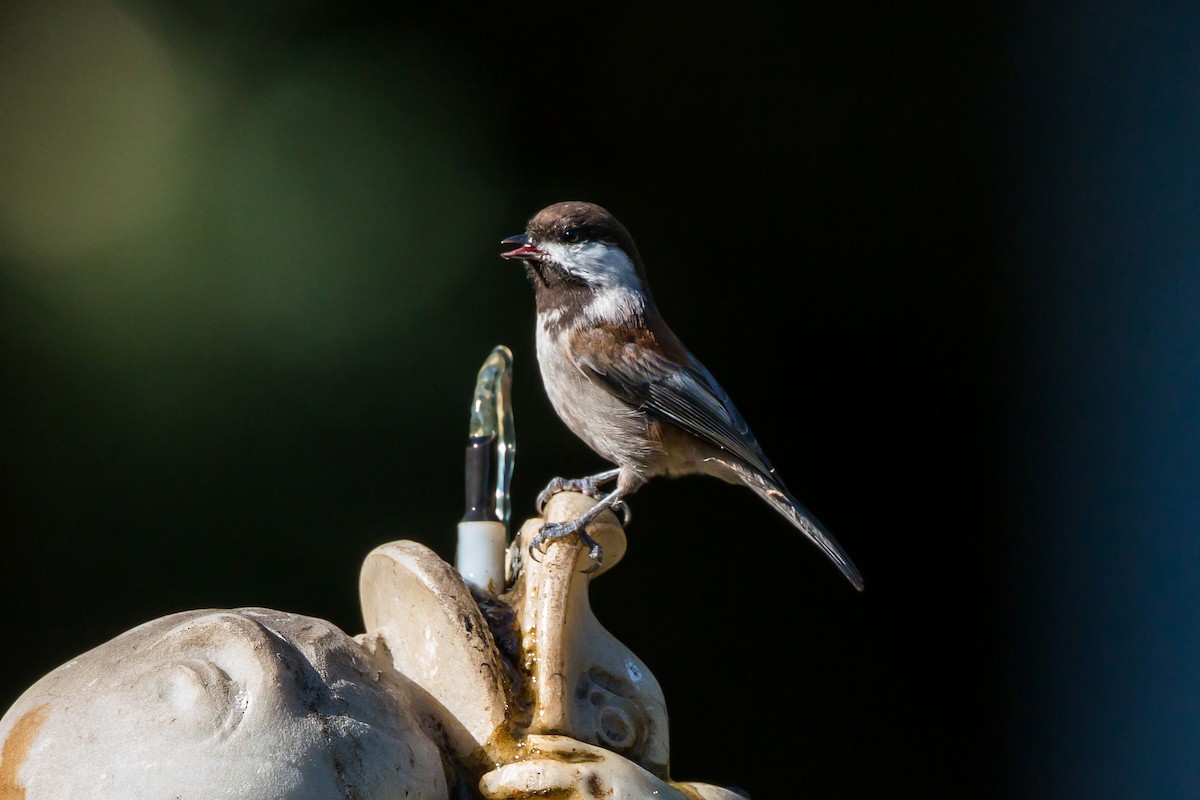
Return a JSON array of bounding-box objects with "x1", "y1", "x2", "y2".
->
[{"x1": 0, "y1": 704, "x2": 49, "y2": 800}]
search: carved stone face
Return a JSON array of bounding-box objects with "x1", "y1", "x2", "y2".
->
[{"x1": 0, "y1": 608, "x2": 450, "y2": 800}]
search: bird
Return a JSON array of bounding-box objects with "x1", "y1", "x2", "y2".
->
[{"x1": 500, "y1": 200, "x2": 863, "y2": 590}]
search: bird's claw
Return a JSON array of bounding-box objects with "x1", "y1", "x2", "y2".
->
[
  {"x1": 536, "y1": 476, "x2": 606, "y2": 513},
  {"x1": 536, "y1": 478, "x2": 632, "y2": 526},
  {"x1": 529, "y1": 520, "x2": 604, "y2": 573}
]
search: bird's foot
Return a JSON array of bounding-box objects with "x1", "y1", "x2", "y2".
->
[
  {"x1": 536, "y1": 475, "x2": 606, "y2": 513},
  {"x1": 536, "y1": 472, "x2": 630, "y2": 525},
  {"x1": 529, "y1": 519, "x2": 604, "y2": 573}
]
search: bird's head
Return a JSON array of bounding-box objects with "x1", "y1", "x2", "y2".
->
[{"x1": 501, "y1": 201, "x2": 649, "y2": 300}]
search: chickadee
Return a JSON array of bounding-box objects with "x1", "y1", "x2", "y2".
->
[{"x1": 501, "y1": 201, "x2": 863, "y2": 590}]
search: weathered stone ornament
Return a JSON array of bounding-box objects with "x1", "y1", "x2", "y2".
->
[
  {"x1": 0, "y1": 608, "x2": 452, "y2": 799},
  {"x1": 0, "y1": 347, "x2": 748, "y2": 799}
]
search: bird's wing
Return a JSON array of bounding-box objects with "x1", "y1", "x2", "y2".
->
[{"x1": 573, "y1": 337, "x2": 778, "y2": 478}]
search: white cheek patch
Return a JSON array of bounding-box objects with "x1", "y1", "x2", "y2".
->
[
  {"x1": 539, "y1": 239, "x2": 645, "y2": 324},
  {"x1": 540, "y1": 241, "x2": 639, "y2": 290}
]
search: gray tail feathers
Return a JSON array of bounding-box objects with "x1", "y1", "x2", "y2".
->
[{"x1": 731, "y1": 463, "x2": 864, "y2": 591}]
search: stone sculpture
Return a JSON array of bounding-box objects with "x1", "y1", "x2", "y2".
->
[
  {"x1": 1, "y1": 346, "x2": 748, "y2": 798},
  {"x1": 0, "y1": 494, "x2": 746, "y2": 799}
]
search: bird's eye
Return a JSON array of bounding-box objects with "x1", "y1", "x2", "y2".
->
[{"x1": 563, "y1": 228, "x2": 582, "y2": 244}]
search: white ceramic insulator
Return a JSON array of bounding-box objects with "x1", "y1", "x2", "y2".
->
[{"x1": 455, "y1": 520, "x2": 506, "y2": 596}]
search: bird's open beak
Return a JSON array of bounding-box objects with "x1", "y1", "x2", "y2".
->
[{"x1": 500, "y1": 233, "x2": 540, "y2": 260}]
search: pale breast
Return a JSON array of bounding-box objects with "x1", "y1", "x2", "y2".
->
[{"x1": 535, "y1": 320, "x2": 664, "y2": 471}]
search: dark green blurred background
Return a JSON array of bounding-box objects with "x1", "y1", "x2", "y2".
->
[{"x1": 3, "y1": 2, "x2": 1198, "y2": 798}]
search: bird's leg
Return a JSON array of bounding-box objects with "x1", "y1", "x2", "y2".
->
[
  {"x1": 529, "y1": 486, "x2": 630, "y2": 573},
  {"x1": 536, "y1": 468, "x2": 620, "y2": 513}
]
